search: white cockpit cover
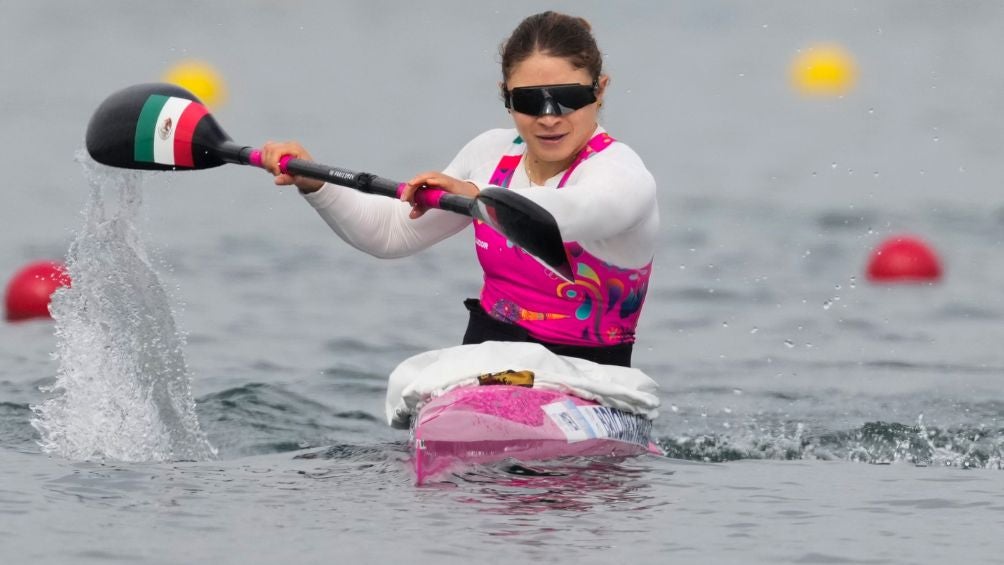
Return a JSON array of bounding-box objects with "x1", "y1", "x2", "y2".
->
[{"x1": 385, "y1": 342, "x2": 660, "y2": 429}]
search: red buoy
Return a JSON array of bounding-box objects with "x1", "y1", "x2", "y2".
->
[
  {"x1": 866, "y1": 235, "x2": 942, "y2": 283},
  {"x1": 4, "y1": 261, "x2": 72, "y2": 321}
]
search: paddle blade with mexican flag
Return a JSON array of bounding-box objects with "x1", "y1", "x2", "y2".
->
[{"x1": 86, "y1": 83, "x2": 231, "y2": 171}]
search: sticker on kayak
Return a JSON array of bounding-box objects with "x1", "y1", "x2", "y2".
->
[
  {"x1": 543, "y1": 400, "x2": 595, "y2": 442},
  {"x1": 543, "y1": 400, "x2": 651, "y2": 445}
]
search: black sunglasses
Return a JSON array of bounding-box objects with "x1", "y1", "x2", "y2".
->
[{"x1": 503, "y1": 80, "x2": 599, "y2": 116}]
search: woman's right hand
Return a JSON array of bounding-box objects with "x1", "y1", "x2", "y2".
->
[
  {"x1": 260, "y1": 141, "x2": 325, "y2": 193},
  {"x1": 400, "y1": 171, "x2": 480, "y2": 219}
]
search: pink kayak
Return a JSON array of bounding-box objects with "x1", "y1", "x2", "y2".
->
[{"x1": 412, "y1": 384, "x2": 658, "y2": 484}]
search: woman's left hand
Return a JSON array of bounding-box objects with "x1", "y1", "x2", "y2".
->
[{"x1": 400, "y1": 172, "x2": 480, "y2": 219}]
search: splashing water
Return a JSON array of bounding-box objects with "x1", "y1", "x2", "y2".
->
[
  {"x1": 658, "y1": 417, "x2": 1004, "y2": 469},
  {"x1": 30, "y1": 153, "x2": 216, "y2": 462}
]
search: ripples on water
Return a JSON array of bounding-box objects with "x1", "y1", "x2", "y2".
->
[
  {"x1": 659, "y1": 420, "x2": 1004, "y2": 469},
  {"x1": 200, "y1": 382, "x2": 382, "y2": 457}
]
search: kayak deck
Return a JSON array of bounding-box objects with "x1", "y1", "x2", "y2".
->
[{"x1": 412, "y1": 385, "x2": 655, "y2": 484}]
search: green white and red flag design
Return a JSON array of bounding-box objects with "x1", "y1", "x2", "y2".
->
[{"x1": 133, "y1": 95, "x2": 208, "y2": 167}]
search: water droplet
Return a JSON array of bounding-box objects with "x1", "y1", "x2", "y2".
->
[
  {"x1": 722, "y1": 321, "x2": 729, "y2": 328},
  {"x1": 733, "y1": 388, "x2": 744, "y2": 395},
  {"x1": 671, "y1": 404, "x2": 679, "y2": 413},
  {"x1": 849, "y1": 276, "x2": 857, "y2": 289},
  {"x1": 750, "y1": 327, "x2": 759, "y2": 334},
  {"x1": 784, "y1": 339, "x2": 795, "y2": 348},
  {"x1": 822, "y1": 299, "x2": 832, "y2": 310},
  {"x1": 831, "y1": 162, "x2": 838, "y2": 170}
]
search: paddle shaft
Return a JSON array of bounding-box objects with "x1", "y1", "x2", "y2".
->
[{"x1": 215, "y1": 141, "x2": 472, "y2": 215}]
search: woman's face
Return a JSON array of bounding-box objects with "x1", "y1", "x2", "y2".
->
[{"x1": 505, "y1": 52, "x2": 607, "y2": 170}]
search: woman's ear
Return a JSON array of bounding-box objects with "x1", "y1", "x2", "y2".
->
[
  {"x1": 499, "y1": 80, "x2": 511, "y2": 113},
  {"x1": 597, "y1": 75, "x2": 611, "y2": 103}
]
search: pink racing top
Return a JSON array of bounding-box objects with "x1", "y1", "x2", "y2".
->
[{"x1": 475, "y1": 132, "x2": 652, "y2": 347}]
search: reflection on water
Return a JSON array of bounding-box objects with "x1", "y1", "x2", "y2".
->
[{"x1": 437, "y1": 457, "x2": 672, "y2": 516}]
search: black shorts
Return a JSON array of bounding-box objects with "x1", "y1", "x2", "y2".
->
[{"x1": 461, "y1": 298, "x2": 633, "y2": 367}]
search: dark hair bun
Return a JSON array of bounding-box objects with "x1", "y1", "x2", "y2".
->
[{"x1": 500, "y1": 11, "x2": 603, "y2": 83}]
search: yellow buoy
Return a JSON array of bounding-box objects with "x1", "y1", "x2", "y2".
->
[
  {"x1": 162, "y1": 60, "x2": 227, "y2": 108},
  {"x1": 790, "y1": 43, "x2": 857, "y2": 97}
]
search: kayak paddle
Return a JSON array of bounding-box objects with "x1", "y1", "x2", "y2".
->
[{"x1": 85, "y1": 83, "x2": 573, "y2": 280}]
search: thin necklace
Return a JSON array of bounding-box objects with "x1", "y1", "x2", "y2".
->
[
  {"x1": 523, "y1": 156, "x2": 544, "y2": 186},
  {"x1": 524, "y1": 154, "x2": 573, "y2": 186}
]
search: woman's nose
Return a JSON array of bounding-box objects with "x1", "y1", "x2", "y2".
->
[{"x1": 536, "y1": 114, "x2": 561, "y2": 127}]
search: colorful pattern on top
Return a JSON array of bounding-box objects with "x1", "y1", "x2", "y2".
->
[{"x1": 474, "y1": 132, "x2": 652, "y2": 347}]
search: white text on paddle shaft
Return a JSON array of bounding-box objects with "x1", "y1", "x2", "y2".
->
[
  {"x1": 475, "y1": 239, "x2": 489, "y2": 250},
  {"x1": 329, "y1": 169, "x2": 355, "y2": 182}
]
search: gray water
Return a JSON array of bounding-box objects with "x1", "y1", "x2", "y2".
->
[{"x1": 3, "y1": 1, "x2": 1004, "y2": 563}]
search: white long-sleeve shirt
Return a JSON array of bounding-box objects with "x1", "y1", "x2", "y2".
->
[{"x1": 302, "y1": 127, "x2": 659, "y2": 269}]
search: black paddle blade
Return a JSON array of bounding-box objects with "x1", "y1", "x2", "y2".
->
[
  {"x1": 86, "y1": 83, "x2": 231, "y2": 171},
  {"x1": 474, "y1": 188, "x2": 574, "y2": 281}
]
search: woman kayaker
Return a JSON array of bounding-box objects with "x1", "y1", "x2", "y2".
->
[{"x1": 260, "y1": 11, "x2": 658, "y2": 367}]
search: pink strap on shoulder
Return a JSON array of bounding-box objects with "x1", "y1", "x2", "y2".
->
[
  {"x1": 557, "y1": 132, "x2": 615, "y2": 187},
  {"x1": 489, "y1": 154, "x2": 522, "y2": 187}
]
